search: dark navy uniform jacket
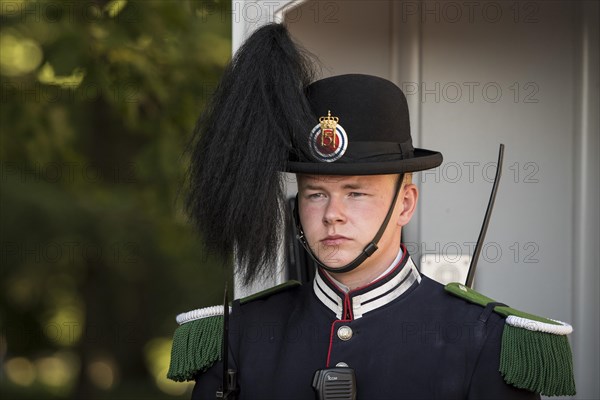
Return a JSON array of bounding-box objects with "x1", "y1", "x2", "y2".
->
[{"x1": 192, "y1": 250, "x2": 540, "y2": 399}]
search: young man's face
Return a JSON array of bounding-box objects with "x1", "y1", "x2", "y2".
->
[{"x1": 297, "y1": 174, "x2": 413, "y2": 273}]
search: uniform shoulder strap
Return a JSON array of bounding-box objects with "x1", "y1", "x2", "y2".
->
[
  {"x1": 167, "y1": 281, "x2": 301, "y2": 382},
  {"x1": 239, "y1": 280, "x2": 302, "y2": 305},
  {"x1": 167, "y1": 305, "x2": 230, "y2": 382},
  {"x1": 445, "y1": 282, "x2": 576, "y2": 396}
]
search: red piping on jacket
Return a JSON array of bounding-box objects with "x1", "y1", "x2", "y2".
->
[{"x1": 323, "y1": 245, "x2": 408, "y2": 367}]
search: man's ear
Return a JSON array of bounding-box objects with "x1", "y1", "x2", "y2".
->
[{"x1": 396, "y1": 183, "x2": 418, "y2": 227}]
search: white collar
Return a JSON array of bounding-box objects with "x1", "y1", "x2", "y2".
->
[{"x1": 313, "y1": 246, "x2": 421, "y2": 320}]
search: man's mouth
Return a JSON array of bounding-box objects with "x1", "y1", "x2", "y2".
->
[{"x1": 320, "y1": 235, "x2": 349, "y2": 246}]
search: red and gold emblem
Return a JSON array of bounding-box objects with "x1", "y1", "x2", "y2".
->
[{"x1": 309, "y1": 110, "x2": 348, "y2": 162}]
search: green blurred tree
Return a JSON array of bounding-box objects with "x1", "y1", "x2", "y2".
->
[{"x1": 1, "y1": 0, "x2": 232, "y2": 398}]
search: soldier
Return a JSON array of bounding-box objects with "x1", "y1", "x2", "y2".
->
[{"x1": 168, "y1": 24, "x2": 575, "y2": 399}]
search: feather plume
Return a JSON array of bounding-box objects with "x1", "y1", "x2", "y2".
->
[{"x1": 185, "y1": 23, "x2": 315, "y2": 284}]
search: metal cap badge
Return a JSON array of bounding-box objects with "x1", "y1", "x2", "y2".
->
[{"x1": 309, "y1": 110, "x2": 348, "y2": 162}]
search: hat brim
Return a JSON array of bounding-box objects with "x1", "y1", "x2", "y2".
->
[{"x1": 286, "y1": 148, "x2": 443, "y2": 175}]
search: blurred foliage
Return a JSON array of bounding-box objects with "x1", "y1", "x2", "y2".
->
[{"x1": 0, "y1": 0, "x2": 232, "y2": 398}]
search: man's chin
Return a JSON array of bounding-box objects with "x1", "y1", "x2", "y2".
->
[
  {"x1": 314, "y1": 253, "x2": 356, "y2": 271},
  {"x1": 309, "y1": 244, "x2": 361, "y2": 269}
]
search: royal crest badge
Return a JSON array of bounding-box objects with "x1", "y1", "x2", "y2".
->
[{"x1": 309, "y1": 110, "x2": 348, "y2": 162}]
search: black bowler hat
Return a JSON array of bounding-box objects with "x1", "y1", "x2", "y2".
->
[{"x1": 287, "y1": 74, "x2": 443, "y2": 175}]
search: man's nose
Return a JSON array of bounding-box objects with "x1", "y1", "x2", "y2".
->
[{"x1": 323, "y1": 196, "x2": 346, "y2": 224}]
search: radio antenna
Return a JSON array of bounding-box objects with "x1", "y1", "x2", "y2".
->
[{"x1": 465, "y1": 144, "x2": 505, "y2": 288}]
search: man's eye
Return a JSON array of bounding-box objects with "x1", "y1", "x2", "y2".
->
[
  {"x1": 308, "y1": 193, "x2": 324, "y2": 199},
  {"x1": 349, "y1": 192, "x2": 366, "y2": 198}
]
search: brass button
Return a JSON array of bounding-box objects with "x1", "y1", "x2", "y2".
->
[{"x1": 337, "y1": 325, "x2": 353, "y2": 341}]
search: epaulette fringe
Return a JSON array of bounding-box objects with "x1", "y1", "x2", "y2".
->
[
  {"x1": 445, "y1": 282, "x2": 576, "y2": 396},
  {"x1": 167, "y1": 306, "x2": 227, "y2": 382},
  {"x1": 167, "y1": 281, "x2": 300, "y2": 383}
]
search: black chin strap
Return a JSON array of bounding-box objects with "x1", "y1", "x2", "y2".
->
[{"x1": 294, "y1": 175, "x2": 404, "y2": 274}]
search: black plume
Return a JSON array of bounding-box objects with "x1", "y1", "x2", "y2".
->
[{"x1": 185, "y1": 23, "x2": 316, "y2": 284}]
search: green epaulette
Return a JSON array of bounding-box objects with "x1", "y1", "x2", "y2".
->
[
  {"x1": 167, "y1": 281, "x2": 301, "y2": 382},
  {"x1": 167, "y1": 305, "x2": 226, "y2": 382},
  {"x1": 445, "y1": 282, "x2": 576, "y2": 396}
]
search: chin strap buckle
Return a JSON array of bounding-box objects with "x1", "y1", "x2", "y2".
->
[{"x1": 364, "y1": 243, "x2": 378, "y2": 256}]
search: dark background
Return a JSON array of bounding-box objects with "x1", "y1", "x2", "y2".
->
[{"x1": 1, "y1": 1, "x2": 232, "y2": 398}]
